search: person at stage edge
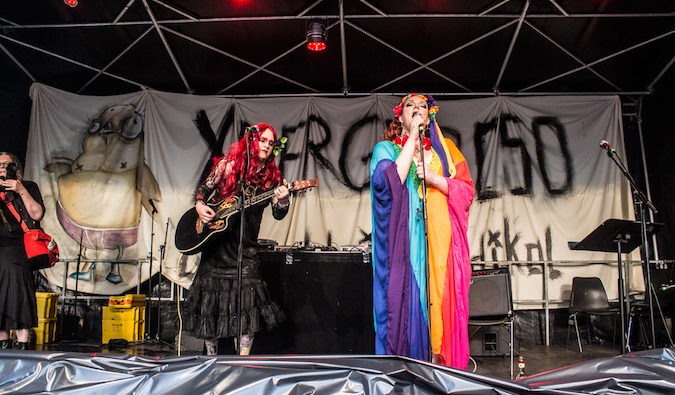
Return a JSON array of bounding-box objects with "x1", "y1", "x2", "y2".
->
[
  {"x1": 370, "y1": 94, "x2": 475, "y2": 368},
  {"x1": 0, "y1": 152, "x2": 45, "y2": 350},
  {"x1": 183, "y1": 124, "x2": 290, "y2": 356}
]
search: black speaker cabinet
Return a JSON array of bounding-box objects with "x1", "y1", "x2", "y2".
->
[
  {"x1": 468, "y1": 324, "x2": 518, "y2": 356},
  {"x1": 468, "y1": 269, "x2": 512, "y2": 317},
  {"x1": 254, "y1": 250, "x2": 375, "y2": 355}
]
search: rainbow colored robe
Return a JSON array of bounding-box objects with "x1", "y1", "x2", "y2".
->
[{"x1": 370, "y1": 127, "x2": 474, "y2": 368}]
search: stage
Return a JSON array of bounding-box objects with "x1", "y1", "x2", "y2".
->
[
  {"x1": 29, "y1": 341, "x2": 622, "y2": 382},
  {"x1": 0, "y1": 345, "x2": 673, "y2": 394}
]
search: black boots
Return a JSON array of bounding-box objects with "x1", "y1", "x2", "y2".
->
[
  {"x1": 16, "y1": 342, "x2": 30, "y2": 350},
  {"x1": 0, "y1": 341, "x2": 32, "y2": 350}
]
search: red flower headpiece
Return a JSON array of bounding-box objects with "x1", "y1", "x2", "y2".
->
[{"x1": 395, "y1": 134, "x2": 432, "y2": 150}]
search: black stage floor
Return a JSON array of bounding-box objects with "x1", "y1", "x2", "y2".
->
[{"x1": 32, "y1": 340, "x2": 621, "y2": 381}]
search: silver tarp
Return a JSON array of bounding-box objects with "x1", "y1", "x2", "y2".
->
[{"x1": 0, "y1": 348, "x2": 673, "y2": 394}]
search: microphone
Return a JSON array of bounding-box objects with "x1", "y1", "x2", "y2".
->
[
  {"x1": 246, "y1": 125, "x2": 259, "y2": 141},
  {"x1": 412, "y1": 112, "x2": 425, "y2": 132},
  {"x1": 148, "y1": 199, "x2": 157, "y2": 214},
  {"x1": 600, "y1": 140, "x2": 615, "y2": 153}
]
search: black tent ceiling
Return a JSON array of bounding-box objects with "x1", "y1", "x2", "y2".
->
[
  {"x1": 2, "y1": 1, "x2": 675, "y2": 261},
  {"x1": 1, "y1": 0, "x2": 674, "y2": 98}
]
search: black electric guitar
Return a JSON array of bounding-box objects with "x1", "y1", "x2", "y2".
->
[{"x1": 175, "y1": 179, "x2": 317, "y2": 255}]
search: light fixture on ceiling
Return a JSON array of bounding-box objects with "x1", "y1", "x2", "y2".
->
[
  {"x1": 306, "y1": 21, "x2": 327, "y2": 52},
  {"x1": 64, "y1": 0, "x2": 78, "y2": 7}
]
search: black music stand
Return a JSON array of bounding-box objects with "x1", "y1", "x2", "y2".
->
[{"x1": 569, "y1": 218, "x2": 663, "y2": 353}]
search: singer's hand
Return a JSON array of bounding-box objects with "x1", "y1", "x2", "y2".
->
[
  {"x1": 414, "y1": 158, "x2": 434, "y2": 182},
  {"x1": 414, "y1": 158, "x2": 448, "y2": 194},
  {"x1": 196, "y1": 200, "x2": 215, "y2": 224},
  {"x1": 409, "y1": 112, "x2": 425, "y2": 141}
]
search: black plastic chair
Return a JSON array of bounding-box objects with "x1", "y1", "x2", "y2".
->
[{"x1": 567, "y1": 277, "x2": 619, "y2": 352}]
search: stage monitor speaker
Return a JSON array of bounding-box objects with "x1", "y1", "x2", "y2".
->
[
  {"x1": 254, "y1": 251, "x2": 375, "y2": 355},
  {"x1": 469, "y1": 324, "x2": 518, "y2": 356},
  {"x1": 469, "y1": 269, "x2": 512, "y2": 317}
]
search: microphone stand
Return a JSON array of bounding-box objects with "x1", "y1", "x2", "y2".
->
[
  {"x1": 63, "y1": 230, "x2": 85, "y2": 340},
  {"x1": 603, "y1": 145, "x2": 659, "y2": 348},
  {"x1": 145, "y1": 201, "x2": 156, "y2": 341},
  {"x1": 235, "y1": 131, "x2": 253, "y2": 354},
  {"x1": 152, "y1": 218, "x2": 173, "y2": 348},
  {"x1": 136, "y1": 203, "x2": 173, "y2": 348},
  {"x1": 418, "y1": 125, "x2": 433, "y2": 363}
]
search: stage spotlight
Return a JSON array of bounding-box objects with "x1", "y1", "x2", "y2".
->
[
  {"x1": 306, "y1": 21, "x2": 327, "y2": 52},
  {"x1": 64, "y1": 0, "x2": 78, "y2": 7}
]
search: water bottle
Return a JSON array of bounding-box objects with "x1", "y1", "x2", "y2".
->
[{"x1": 516, "y1": 355, "x2": 526, "y2": 379}]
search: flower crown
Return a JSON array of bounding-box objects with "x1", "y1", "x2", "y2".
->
[
  {"x1": 271, "y1": 137, "x2": 287, "y2": 156},
  {"x1": 245, "y1": 125, "x2": 287, "y2": 156},
  {"x1": 393, "y1": 93, "x2": 438, "y2": 120}
]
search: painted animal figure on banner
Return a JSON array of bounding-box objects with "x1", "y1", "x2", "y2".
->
[{"x1": 44, "y1": 104, "x2": 161, "y2": 284}]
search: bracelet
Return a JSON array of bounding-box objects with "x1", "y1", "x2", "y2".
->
[
  {"x1": 275, "y1": 200, "x2": 290, "y2": 209},
  {"x1": 196, "y1": 199, "x2": 205, "y2": 206}
]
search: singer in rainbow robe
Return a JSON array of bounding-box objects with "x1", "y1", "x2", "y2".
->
[{"x1": 370, "y1": 94, "x2": 475, "y2": 369}]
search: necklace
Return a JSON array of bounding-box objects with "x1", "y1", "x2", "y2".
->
[{"x1": 395, "y1": 134, "x2": 431, "y2": 150}]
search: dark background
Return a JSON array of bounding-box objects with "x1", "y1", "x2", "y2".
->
[{"x1": 2, "y1": 1, "x2": 673, "y2": 259}]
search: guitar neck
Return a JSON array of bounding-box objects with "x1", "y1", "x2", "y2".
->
[
  {"x1": 245, "y1": 189, "x2": 276, "y2": 208},
  {"x1": 216, "y1": 182, "x2": 297, "y2": 218}
]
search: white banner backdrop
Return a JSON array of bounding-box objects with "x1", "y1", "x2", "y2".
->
[{"x1": 25, "y1": 83, "x2": 638, "y2": 307}]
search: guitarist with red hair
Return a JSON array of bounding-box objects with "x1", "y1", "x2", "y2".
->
[{"x1": 183, "y1": 123, "x2": 290, "y2": 356}]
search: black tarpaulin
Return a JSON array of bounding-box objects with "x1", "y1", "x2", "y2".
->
[
  {"x1": 0, "y1": 348, "x2": 674, "y2": 394},
  {"x1": 517, "y1": 347, "x2": 675, "y2": 394}
]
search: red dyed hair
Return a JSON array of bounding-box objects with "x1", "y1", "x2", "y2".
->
[
  {"x1": 216, "y1": 123, "x2": 282, "y2": 200},
  {"x1": 381, "y1": 118, "x2": 402, "y2": 142}
]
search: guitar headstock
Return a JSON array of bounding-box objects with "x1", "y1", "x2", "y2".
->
[{"x1": 290, "y1": 179, "x2": 318, "y2": 192}]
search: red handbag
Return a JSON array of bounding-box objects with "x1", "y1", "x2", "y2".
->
[
  {"x1": 1, "y1": 192, "x2": 59, "y2": 270},
  {"x1": 23, "y1": 228, "x2": 59, "y2": 270}
]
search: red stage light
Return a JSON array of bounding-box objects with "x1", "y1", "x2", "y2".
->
[
  {"x1": 307, "y1": 41, "x2": 327, "y2": 52},
  {"x1": 64, "y1": 0, "x2": 78, "y2": 7},
  {"x1": 306, "y1": 21, "x2": 327, "y2": 52}
]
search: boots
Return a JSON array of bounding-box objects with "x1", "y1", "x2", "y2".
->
[
  {"x1": 204, "y1": 339, "x2": 217, "y2": 356},
  {"x1": 0, "y1": 340, "x2": 11, "y2": 349},
  {"x1": 16, "y1": 342, "x2": 30, "y2": 350}
]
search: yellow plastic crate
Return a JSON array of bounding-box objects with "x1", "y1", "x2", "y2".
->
[
  {"x1": 34, "y1": 317, "x2": 57, "y2": 345},
  {"x1": 35, "y1": 292, "x2": 59, "y2": 319},
  {"x1": 108, "y1": 294, "x2": 145, "y2": 309},
  {"x1": 102, "y1": 319, "x2": 145, "y2": 344},
  {"x1": 102, "y1": 306, "x2": 145, "y2": 321},
  {"x1": 102, "y1": 306, "x2": 146, "y2": 344}
]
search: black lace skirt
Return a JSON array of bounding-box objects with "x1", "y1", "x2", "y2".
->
[{"x1": 182, "y1": 246, "x2": 285, "y2": 340}]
